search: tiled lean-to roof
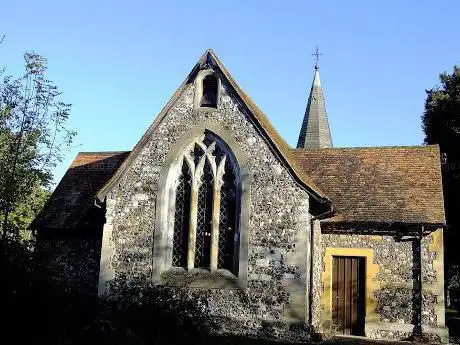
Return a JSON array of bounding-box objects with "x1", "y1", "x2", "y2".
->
[
  {"x1": 31, "y1": 152, "x2": 129, "y2": 229},
  {"x1": 292, "y1": 145, "x2": 445, "y2": 225},
  {"x1": 35, "y1": 144, "x2": 446, "y2": 230}
]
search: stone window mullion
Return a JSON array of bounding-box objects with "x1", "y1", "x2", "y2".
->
[
  {"x1": 185, "y1": 152, "x2": 202, "y2": 270},
  {"x1": 168, "y1": 133, "x2": 242, "y2": 274},
  {"x1": 154, "y1": 129, "x2": 247, "y2": 286},
  {"x1": 210, "y1": 155, "x2": 226, "y2": 271}
]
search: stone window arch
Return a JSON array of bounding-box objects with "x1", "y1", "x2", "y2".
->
[
  {"x1": 171, "y1": 132, "x2": 240, "y2": 273},
  {"x1": 153, "y1": 127, "x2": 248, "y2": 287}
]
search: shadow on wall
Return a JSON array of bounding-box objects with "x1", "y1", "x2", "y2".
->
[
  {"x1": 35, "y1": 227, "x2": 104, "y2": 297},
  {"x1": 1, "y1": 237, "x2": 288, "y2": 345},
  {"x1": 441, "y1": 161, "x2": 460, "y2": 308},
  {"x1": 1, "y1": 235, "x2": 212, "y2": 345},
  {"x1": 29, "y1": 152, "x2": 130, "y2": 298},
  {"x1": 411, "y1": 239, "x2": 423, "y2": 337},
  {"x1": 3, "y1": 234, "x2": 312, "y2": 345},
  {"x1": 372, "y1": 238, "x2": 433, "y2": 340}
]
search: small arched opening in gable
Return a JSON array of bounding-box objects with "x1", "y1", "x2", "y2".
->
[
  {"x1": 194, "y1": 71, "x2": 220, "y2": 110},
  {"x1": 200, "y1": 74, "x2": 218, "y2": 108}
]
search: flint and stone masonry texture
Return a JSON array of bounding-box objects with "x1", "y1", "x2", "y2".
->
[
  {"x1": 314, "y1": 230, "x2": 447, "y2": 342},
  {"x1": 43, "y1": 68, "x2": 447, "y2": 342},
  {"x1": 38, "y1": 231, "x2": 103, "y2": 297},
  {"x1": 99, "y1": 71, "x2": 313, "y2": 339}
]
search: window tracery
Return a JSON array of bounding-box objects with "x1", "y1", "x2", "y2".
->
[{"x1": 171, "y1": 132, "x2": 239, "y2": 273}]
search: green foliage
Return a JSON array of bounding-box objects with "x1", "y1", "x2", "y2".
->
[
  {"x1": 422, "y1": 66, "x2": 460, "y2": 234},
  {"x1": 0, "y1": 183, "x2": 49, "y2": 236},
  {"x1": 422, "y1": 66, "x2": 460, "y2": 157},
  {"x1": 422, "y1": 66, "x2": 460, "y2": 308},
  {"x1": 448, "y1": 265, "x2": 460, "y2": 309},
  {"x1": 0, "y1": 48, "x2": 76, "y2": 236}
]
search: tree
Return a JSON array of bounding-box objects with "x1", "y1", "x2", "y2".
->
[
  {"x1": 0, "y1": 50, "x2": 76, "y2": 237},
  {"x1": 422, "y1": 65, "x2": 460, "y2": 230},
  {"x1": 422, "y1": 66, "x2": 460, "y2": 307},
  {"x1": 3, "y1": 183, "x2": 50, "y2": 237},
  {"x1": 422, "y1": 66, "x2": 460, "y2": 157}
]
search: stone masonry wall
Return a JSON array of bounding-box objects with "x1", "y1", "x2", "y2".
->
[
  {"x1": 316, "y1": 231, "x2": 442, "y2": 341},
  {"x1": 101, "y1": 70, "x2": 313, "y2": 339},
  {"x1": 38, "y1": 231, "x2": 103, "y2": 298}
]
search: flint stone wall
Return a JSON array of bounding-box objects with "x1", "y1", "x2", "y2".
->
[
  {"x1": 100, "y1": 71, "x2": 312, "y2": 337},
  {"x1": 317, "y1": 231, "x2": 442, "y2": 340},
  {"x1": 37, "y1": 231, "x2": 103, "y2": 297}
]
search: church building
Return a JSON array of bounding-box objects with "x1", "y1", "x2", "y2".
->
[{"x1": 32, "y1": 49, "x2": 449, "y2": 342}]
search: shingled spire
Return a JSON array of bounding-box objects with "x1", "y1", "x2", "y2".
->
[{"x1": 296, "y1": 64, "x2": 333, "y2": 149}]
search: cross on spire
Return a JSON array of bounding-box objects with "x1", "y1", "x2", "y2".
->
[
  {"x1": 312, "y1": 45, "x2": 323, "y2": 70},
  {"x1": 297, "y1": 45, "x2": 332, "y2": 149}
]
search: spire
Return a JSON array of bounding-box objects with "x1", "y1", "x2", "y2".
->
[{"x1": 296, "y1": 52, "x2": 332, "y2": 149}]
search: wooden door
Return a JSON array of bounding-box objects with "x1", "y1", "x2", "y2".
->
[{"x1": 332, "y1": 256, "x2": 365, "y2": 335}]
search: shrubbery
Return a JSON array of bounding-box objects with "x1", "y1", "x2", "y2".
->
[
  {"x1": 448, "y1": 265, "x2": 460, "y2": 309},
  {"x1": 1, "y1": 236, "x2": 218, "y2": 345}
]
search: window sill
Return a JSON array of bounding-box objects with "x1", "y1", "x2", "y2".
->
[{"x1": 155, "y1": 267, "x2": 245, "y2": 289}]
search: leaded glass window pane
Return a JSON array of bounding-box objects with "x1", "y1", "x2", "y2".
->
[
  {"x1": 218, "y1": 158, "x2": 237, "y2": 272},
  {"x1": 170, "y1": 131, "x2": 240, "y2": 274},
  {"x1": 172, "y1": 159, "x2": 191, "y2": 267},
  {"x1": 195, "y1": 159, "x2": 213, "y2": 268}
]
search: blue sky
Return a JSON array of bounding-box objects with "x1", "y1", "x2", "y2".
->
[{"x1": 1, "y1": 0, "x2": 460, "y2": 185}]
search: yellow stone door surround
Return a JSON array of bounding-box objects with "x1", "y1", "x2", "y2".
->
[{"x1": 321, "y1": 247, "x2": 381, "y2": 331}]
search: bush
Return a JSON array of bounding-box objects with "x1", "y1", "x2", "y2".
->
[
  {"x1": 448, "y1": 265, "x2": 460, "y2": 309},
  {"x1": 1, "y1": 236, "x2": 218, "y2": 344}
]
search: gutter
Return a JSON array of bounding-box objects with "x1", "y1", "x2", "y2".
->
[{"x1": 311, "y1": 206, "x2": 334, "y2": 221}]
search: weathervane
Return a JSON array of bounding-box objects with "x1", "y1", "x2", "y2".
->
[{"x1": 312, "y1": 45, "x2": 323, "y2": 70}]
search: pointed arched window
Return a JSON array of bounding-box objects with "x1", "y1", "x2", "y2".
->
[{"x1": 171, "y1": 132, "x2": 239, "y2": 274}]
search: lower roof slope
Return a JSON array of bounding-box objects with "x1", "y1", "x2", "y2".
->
[
  {"x1": 31, "y1": 151, "x2": 129, "y2": 229},
  {"x1": 292, "y1": 145, "x2": 445, "y2": 226},
  {"x1": 33, "y1": 145, "x2": 445, "y2": 231}
]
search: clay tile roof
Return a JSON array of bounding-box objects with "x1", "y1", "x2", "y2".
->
[
  {"x1": 31, "y1": 151, "x2": 130, "y2": 229},
  {"x1": 292, "y1": 145, "x2": 446, "y2": 225}
]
